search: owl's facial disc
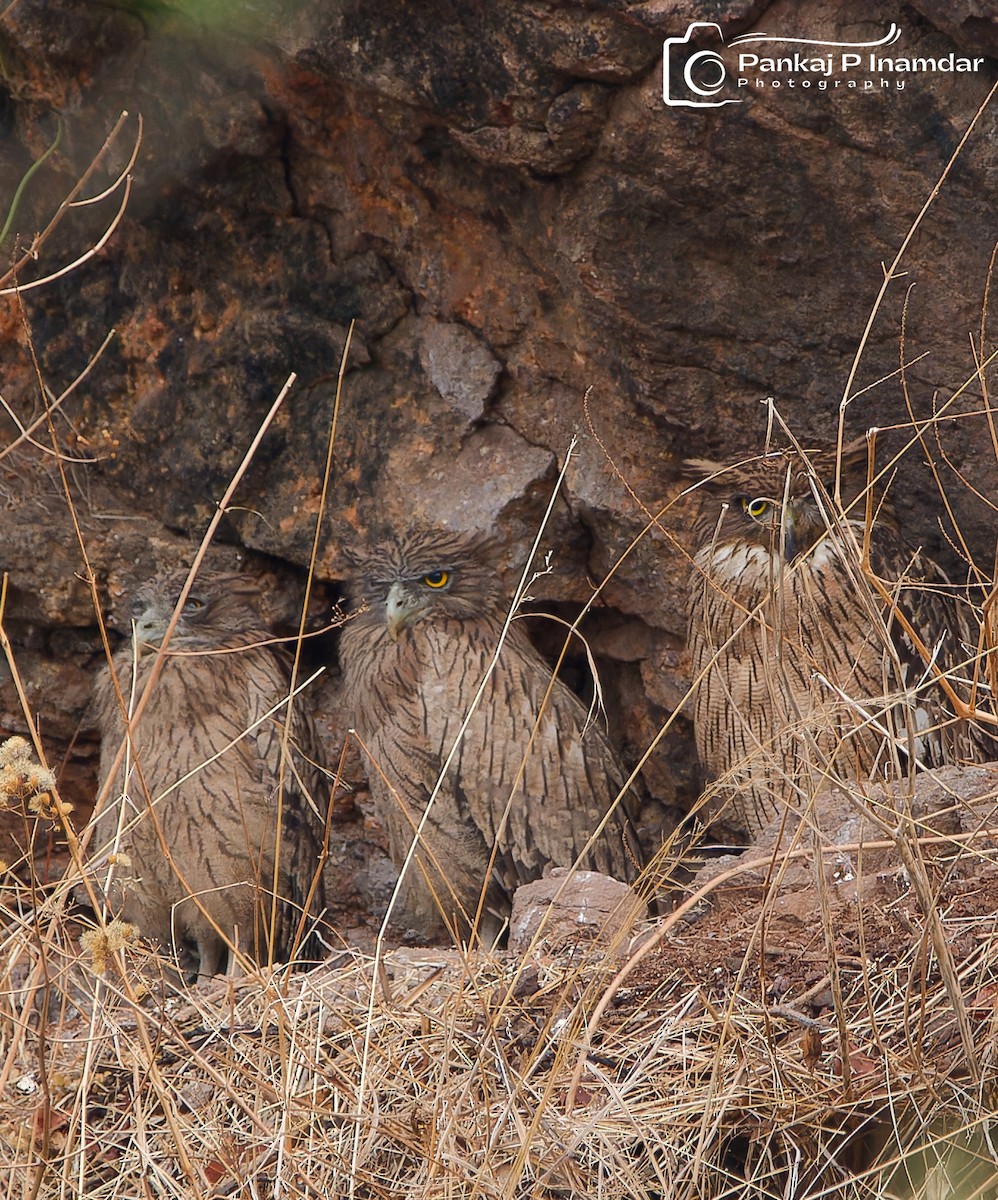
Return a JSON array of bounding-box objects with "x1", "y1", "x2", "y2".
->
[
  {"x1": 383, "y1": 570, "x2": 455, "y2": 640},
  {"x1": 132, "y1": 594, "x2": 207, "y2": 650}
]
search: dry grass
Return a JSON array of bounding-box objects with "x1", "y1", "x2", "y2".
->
[
  {"x1": 2, "y1": 76, "x2": 998, "y2": 1200},
  {"x1": 4, "y1": 802, "x2": 998, "y2": 1199}
]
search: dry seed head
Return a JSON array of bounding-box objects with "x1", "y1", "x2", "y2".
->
[
  {"x1": 0, "y1": 736, "x2": 32, "y2": 769},
  {"x1": 0, "y1": 735, "x2": 59, "y2": 811},
  {"x1": 26, "y1": 765, "x2": 57, "y2": 792},
  {"x1": 28, "y1": 791, "x2": 72, "y2": 820},
  {"x1": 81, "y1": 919, "x2": 139, "y2": 973}
]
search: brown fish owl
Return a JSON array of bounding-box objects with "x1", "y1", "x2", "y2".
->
[
  {"x1": 89, "y1": 571, "x2": 329, "y2": 980},
  {"x1": 686, "y1": 442, "x2": 989, "y2": 836},
  {"x1": 338, "y1": 529, "x2": 640, "y2": 941}
]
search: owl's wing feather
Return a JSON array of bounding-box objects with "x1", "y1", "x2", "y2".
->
[
  {"x1": 237, "y1": 649, "x2": 329, "y2": 957},
  {"x1": 338, "y1": 532, "x2": 643, "y2": 939},
  {"x1": 91, "y1": 642, "x2": 328, "y2": 968},
  {"x1": 425, "y1": 623, "x2": 641, "y2": 892}
]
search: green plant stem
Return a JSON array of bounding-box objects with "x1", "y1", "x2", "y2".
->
[{"x1": 0, "y1": 115, "x2": 63, "y2": 247}]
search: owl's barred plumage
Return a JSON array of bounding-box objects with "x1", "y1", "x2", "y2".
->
[
  {"x1": 338, "y1": 529, "x2": 640, "y2": 941},
  {"x1": 686, "y1": 441, "x2": 994, "y2": 836},
  {"x1": 89, "y1": 571, "x2": 329, "y2": 980}
]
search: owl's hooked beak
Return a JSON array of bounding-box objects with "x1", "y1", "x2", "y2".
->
[
  {"x1": 782, "y1": 508, "x2": 801, "y2": 559},
  {"x1": 780, "y1": 507, "x2": 800, "y2": 562},
  {"x1": 385, "y1": 582, "x2": 415, "y2": 641},
  {"x1": 134, "y1": 616, "x2": 167, "y2": 654}
]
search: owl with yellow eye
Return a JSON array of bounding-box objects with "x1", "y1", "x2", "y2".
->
[
  {"x1": 686, "y1": 442, "x2": 992, "y2": 837},
  {"x1": 338, "y1": 528, "x2": 641, "y2": 941}
]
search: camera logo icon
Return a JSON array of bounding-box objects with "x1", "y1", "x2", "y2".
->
[{"x1": 662, "y1": 23, "x2": 741, "y2": 108}]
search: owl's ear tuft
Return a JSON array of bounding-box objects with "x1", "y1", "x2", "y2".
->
[
  {"x1": 470, "y1": 533, "x2": 502, "y2": 566},
  {"x1": 809, "y1": 437, "x2": 873, "y2": 497},
  {"x1": 838, "y1": 436, "x2": 874, "y2": 480},
  {"x1": 400, "y1": 525, "x2": 500, "y2": 571},
  {"x1": 681, "y1": 456, "x2": 729, "y2": 480},
  {"x1": 216, "y1": 573, "x2": 264, "y2": 607},
  {"x1": 339, "y1": 525, "x2": 398, "y2": 575},
  {"x1": 338, "y1": 544, "x2": 367, "y2": 571},
  {"x1": 682, "y1": 458, "x2": 733, "y2": 491}
]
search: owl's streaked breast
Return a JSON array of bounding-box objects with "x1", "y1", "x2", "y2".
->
[
  {"x1": 683, "y1": 442, "x2": 998, "y2": 836},
  {"x1": 339, "y1": 529, "x2": 642, "y2": 939}
]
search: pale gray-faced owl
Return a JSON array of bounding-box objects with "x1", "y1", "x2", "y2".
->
[
  {"x1": 338, "y1": 529, "x2": 641, "y2": 942},
  {"x1": 686, "y1": 441, "x2": 992, "y2": 836},
  {"x1": 87, "y1": 571, "x2": 329, "y2": 980}
]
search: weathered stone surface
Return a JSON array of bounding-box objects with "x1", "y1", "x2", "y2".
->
[
  {"x1": 417, "y1": 317, "x2": 501, "y2": 422},
  {"x1": 509, "y1": 867, "x2": 643, "y2": 956},
  {"x1": 690, "y1": 763, "x2": 998, "y2": 906},
  {"x1": 0, "y1": 0, "x2": 995, "y2": 928},
  {"x1": 907, "y1": 0, "x2": 998, "y2": 57}
]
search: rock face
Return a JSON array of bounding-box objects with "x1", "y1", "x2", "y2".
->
[
  {"x1": 508, "y1": 868, "x2": 644, "y2": 958},
  {"x1": 0, "y1": 2, "x2": 995, "y2": 898}
]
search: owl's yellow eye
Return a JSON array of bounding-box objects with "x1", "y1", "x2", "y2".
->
[
  {"x1": 421, "y1": 570, "x2": 451, "y2": 589},
  {"x1": 741, "y1": 497, "x2": 771, "y2": 519}
]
